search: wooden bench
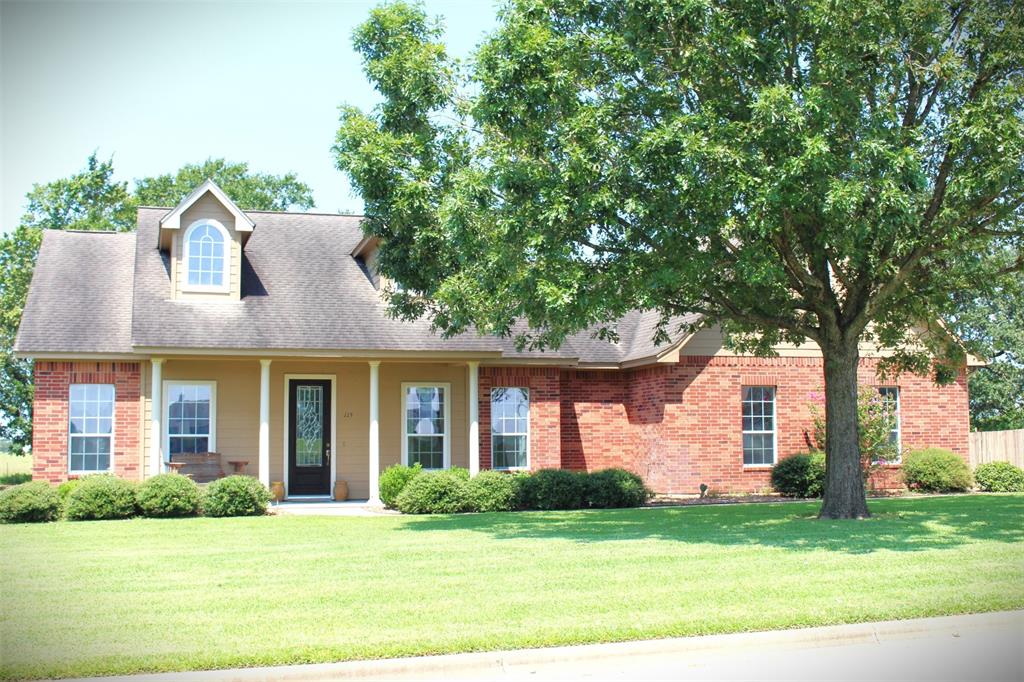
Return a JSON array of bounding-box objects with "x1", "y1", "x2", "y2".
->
[{"x1": 169, "y1": 453, "x2": 224, "y2": 483}]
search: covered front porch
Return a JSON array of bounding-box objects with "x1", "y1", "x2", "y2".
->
[{"x1": 144, "y1": 355, "x2": 487, "y2": 502}]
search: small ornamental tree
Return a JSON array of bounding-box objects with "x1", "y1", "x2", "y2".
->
[
  {"x1": 809, "y1": 389, "x2": 900, "y2": 485},
  {"x1": 335, "y1": 1, "x2": 1024, "y2": 518}
]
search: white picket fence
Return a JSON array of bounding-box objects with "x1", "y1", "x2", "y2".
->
[{"x1": 969, "y1": 429, "x2": 1024, "y2": 468}]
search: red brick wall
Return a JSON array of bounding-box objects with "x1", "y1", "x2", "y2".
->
[
  {"x1": 479, "y1": 367, "x2": 560, "y2": 470},
  {"x1": 478, "y1": 356, "x2": 970, "y2": 494},
  {"x1": 32, "y1": 361, "x2": 142, "y2": 484}
]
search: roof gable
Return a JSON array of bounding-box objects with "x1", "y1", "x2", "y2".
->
[{"x1": 158, "y1": 179, "x2": 255, "y2": 233}]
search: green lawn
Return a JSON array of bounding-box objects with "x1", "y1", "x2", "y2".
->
[{"x1": 2, "y1": 495, "x2": 1023, "y2": 680}]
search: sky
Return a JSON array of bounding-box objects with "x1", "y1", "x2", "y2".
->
[{"x1": 0, "y1": 0, "x2": 500, "y2": 233}]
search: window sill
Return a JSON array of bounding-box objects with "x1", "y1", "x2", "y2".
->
[
  {"x1": 69, "y1": 470, "x2": 110, "y2": 476},
  {"x1": 493, "y1": 466, "x2": 530, "y2": 472},
  {"x1": 742, "y1": 464, "x2": 774, "y2": 469}
]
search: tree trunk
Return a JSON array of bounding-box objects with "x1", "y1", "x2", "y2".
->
[{"x1": 818, "y1": 340, "x2": 871, "y2": 519}]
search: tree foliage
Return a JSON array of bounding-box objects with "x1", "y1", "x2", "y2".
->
[
  {"x1": 948, "y1": 244, "x2": 1024, "y2": 430},
  {"x1": 133, "y1": 159, "x2": 314, "y2": 212},
  {"x1": 335, "y1": 0, "x2": 1023, "y2": 518},
  {"x1": 0, "y1": 154, "x2": 315, "y2": 451}
]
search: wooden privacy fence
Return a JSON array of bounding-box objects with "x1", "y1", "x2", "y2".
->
[{"x1": 969, "y1": 429, "x2": 1024, "y2": 468}]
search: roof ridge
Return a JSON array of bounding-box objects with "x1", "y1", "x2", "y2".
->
[
  {"x1": 136, "y1": 205, "x2": 366, "y2": 218},
  {"x1": 50, "y1": 229, "x2": 130, "y2": 235}
]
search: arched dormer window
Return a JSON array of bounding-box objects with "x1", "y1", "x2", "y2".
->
[{"x1": 183, "y1": 219, "x2": 229, "y2": 291}]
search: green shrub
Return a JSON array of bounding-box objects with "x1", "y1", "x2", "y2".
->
[
  {"x1": 202, "y1": 476, "x2": 270, "y2": 517},
  {"x1": 395, "y1": 470, "x2": 470, "y2": 514},
  {"x1": 583, "y1": 468, "x2": 653, "y2": 508},
  {"x1": 0, "y1": 481, "x2": 61, "y2": 523},
  {"x1": 466, "y1": 470, "x2": 524, "y2": 512},
  {"x1": 974, "y1": 461, "x2": 1024, "y2": 493},
  {"x1": 771, "y1": 452, "x2": 827, "y2": 498},
  {"x1": 449, "y1": 467, "x2": 470, "y2": 481},
  {"x1": 64, "y1": 475, "x2": 137, "y2": 521},
  {"x1": 136, "y1": 473, "x2": 201, "y2": 517},
  {"x1": 0, "y1": 472, "x2": 31, "y2": 486},
  {"x1": 379, "y1": 463, "x2": 421, "y2": 508},
  {"x1": 57, "y1": 478, "x2": 83, "y2": 506},
  {"x1": 901, "y1": 448, "x2": 973, "y2": 493},
  {"x1": 520, "y1": 469, "x2": 586, "y2": 510}
]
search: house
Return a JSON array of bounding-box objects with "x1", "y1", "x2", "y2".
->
[{"x1": 14, "y1": 180, "x2": 976, "y2": 500}]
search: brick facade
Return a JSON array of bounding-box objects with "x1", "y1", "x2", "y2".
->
[
  {"x1": 32, "y1": 361, "x2": 142, "y2": 484},
  {"x1": 29, "y1": 356, "x2": 968, "y2": 495},
  {"x1": 480, "y1": 356, "x2": 970, "y2": 495}
]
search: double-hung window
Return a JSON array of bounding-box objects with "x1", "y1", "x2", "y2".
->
[
  {"x1": 166, "y1": 382, "x2": 215, "y2": 457},
  {"x1": 491, "y1": 387, "x2": 529, "y2": 469},
  {"x1": 742, "y1": 386, "x2": 776, "y2": 466},
  {"x1": 878, "y1": 387, "x2": 901, "y2": 463},
  {"x1": 69, "y1": 384, "x2": 114, "y2": 473},
  {"x1": 403, "y1": 383, "x2": 449, "y2": 469}
]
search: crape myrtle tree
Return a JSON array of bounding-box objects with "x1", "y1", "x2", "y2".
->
[{"x1": 335, "y1": 0, "x2": 1024, "y2": 518}]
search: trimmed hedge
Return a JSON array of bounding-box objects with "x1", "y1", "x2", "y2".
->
[
  {"x1": 771, "y1": 452, "x2": 826, "y2": 498},
  {"x1": 202, "y1": 476, "x2": 270, "y2": 517},
  {"x1": 379, "y1": 463, "x2": 422, "y2": 508},
  {"x1": 974, "y1": 461, "x2": 1024, "y2": 493},
  {"x1": 520, "y1": 469, "x2": 587, "y2": 510},
  {"x1": 136, "y1": 473, "x2": 202, "y2": 518},
  {"x1": 395, "y1": 470, "x2": 470, "y2": 514},
  {"x1": 0, "y1": 481, "x2": 62, "y2": 523},
  {"x1": 901, "y1": 448, "x2": 973, "y2": 493},
  {"x1": 64, "y1": 475, "x2": 138, "y2": 521},
  {"x1": 583, "y1": 468, "x2": 653, "y2": 508},
  {"x1": 465, "y1": 470, "x2": 525, "y2": 512}
]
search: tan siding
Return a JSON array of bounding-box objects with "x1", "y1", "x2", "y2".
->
[
  {"x1": 135, "y1": 357, "x2": 473, "y2": 496},
  {"x1": 680, "y1": 324, "x2": 912, "y2": 358},
  {"x1": 171, "y1": 193, "x2": 243, "y2": 301},
  {"x1": 163, "y1": 359, "x2": 260, "y2": 474}
]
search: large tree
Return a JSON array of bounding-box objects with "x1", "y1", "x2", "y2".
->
[
  {"x1": 0, "y1": 155, "x2": 314, "y2": 453},
  {"x1": 335, "y1": 0, "x2": 1024, "y2": 518}
]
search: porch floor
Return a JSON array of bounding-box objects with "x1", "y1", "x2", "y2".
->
[{"x1": 270, "y1": 499, "x2": 397, "y2": 517}]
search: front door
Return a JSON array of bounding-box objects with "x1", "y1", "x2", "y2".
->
[{"x1": 288, "y1": 379, "x2": 332, "y2": 496}]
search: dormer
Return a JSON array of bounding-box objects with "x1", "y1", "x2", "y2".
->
[
  {"x1": 352, "y1": 235, "x2": 384, "y2": 290},
  {"x1": 158, "y1": 180, "x2": 254, "y2": 301}
]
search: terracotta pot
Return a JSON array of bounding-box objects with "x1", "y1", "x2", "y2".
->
[
  {"x1": 270, "y1": 481, "x2": 285, "y2": 502},
  {"x1": 333, "y1": 480, "x2": 348, "y2": 501}
]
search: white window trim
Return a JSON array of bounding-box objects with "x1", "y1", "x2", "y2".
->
[
  {"x1": 163, "y1": 380, "x2": 217, "y2": 461},
  {"x1": 68, "y1": 383, "x2": 115, "y2": 475},
  {"x1": 490, "y1": 387, "x2": 530, "y2": 471},
  {"x1": 401, "y1": 381, "x2": 451, "y2": 470},
  {"x1": 181, "y1": 219, "x2": 231, "y2": 293},
  {"x1": 741, "y1": 385, "x2": 777, "y2": 468},
  {"x1": 877, "y1": 386, "x2": 902, "y2": 464}
]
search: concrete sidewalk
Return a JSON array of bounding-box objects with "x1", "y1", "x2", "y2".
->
[{"x1": 78, "y1": 610, "x2": 1023, "y2": 682}]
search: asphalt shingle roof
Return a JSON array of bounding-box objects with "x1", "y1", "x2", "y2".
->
[
  {"x1": 15, "y1": 230, "x2": 136, "y2": 355},
  {"x1": 16, "y1": 207, "x2": 696, "y2": 364}
]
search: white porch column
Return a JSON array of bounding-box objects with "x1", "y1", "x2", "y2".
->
[
  {"x1": 258, "y1": 359, "x2": 272, "y2": 487},
  {"x1": 468, "y1": 361, "x2": 480, "y2": 477},
  {"x1": 149, "y1": 358, "x2": 164, "y2": 477},
  {"x1": 368, "y1": 361, "x2": 381, "y2": 505}
]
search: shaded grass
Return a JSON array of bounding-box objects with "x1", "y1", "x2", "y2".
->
[{"x1": 1, "y1": 494, "x2": 1022, "y2": 679}]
